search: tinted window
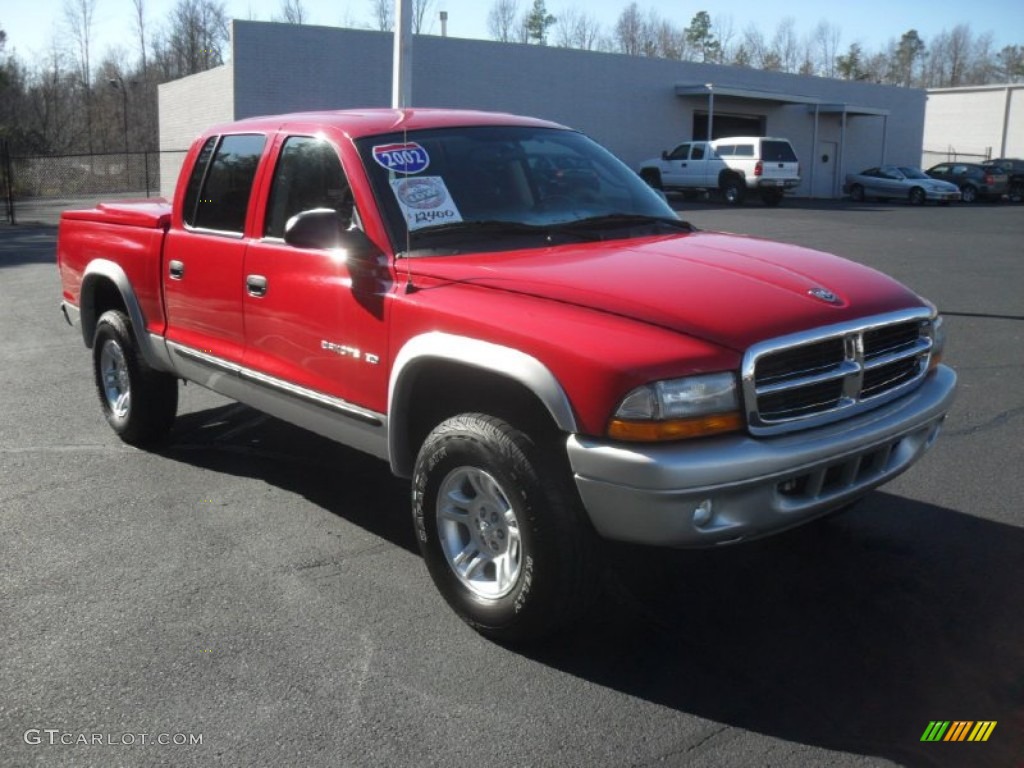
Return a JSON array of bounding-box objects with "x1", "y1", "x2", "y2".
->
[
  {"x1": 192, "y1": 134, "x2": 266, "y2": 233},
  {"x1": 668, "y1": 144, "x2": 690, "y2": 160},
  {"x1": 690, "y1": 145, "x2": 705, "y2": 160},
  {"x1": 734, "y1": 145, "x2": 754, "y2": 157},
  {"x1": 265, "y1": 136, "x2": 353, "y2": 239},
  {"x1": 761, "y1": 141, "x2": 797, "y2": 162},
  {"x1": 182, "y1": 137, "x2": 217, "y2": 227},
  {"x1": 716, "y1": 145, "x2": 735, "y2": 156},
  {"x1": 929, "y1": 165, "x2": 949, "y2": 175}
]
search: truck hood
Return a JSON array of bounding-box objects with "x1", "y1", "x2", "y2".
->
[{"x1": 407, "y1": 231, "x2": 927, "y2": 352}]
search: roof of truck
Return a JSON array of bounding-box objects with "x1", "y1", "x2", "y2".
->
[{"x1": 203, "y1": 108, "x2": 569, "y2": 139}]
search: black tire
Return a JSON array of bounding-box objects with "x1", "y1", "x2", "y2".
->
[
  {"x1": 720, "y1": 176, "x2": 744, "y2": 205},
  {"x1": 639, "y1": 168, "x2": 662, "y2": 190},
  {"x1": 850, "y1": 184, "x2": 865, "y2": 202},
  {"x1": 908, "y1": 187, "x2": 926, "y2": 206},
  {"x1": 92, "y1": 310, "x2": 178, "y2": 446},
  {"x1": 412, "y1": 413, "x2": 602, "y2": 643},
  {"x1": 760, "y1": 189, "x2": 784, "y2": 207},
  {"x1": 960, "y1": 184, "x2": 978, "y2": 203}
]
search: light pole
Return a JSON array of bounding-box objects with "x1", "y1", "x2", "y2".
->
[{"x1": 109, "y1": 75, "x2": 130, "y2": 188}]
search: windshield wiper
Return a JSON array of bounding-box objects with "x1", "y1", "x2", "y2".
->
[
  {"x1": 410, "y1": 219, "x2": 602, "y2": 243},
  {"x1": 558, "y1": 213, "x2": 695, "y2": 232}
]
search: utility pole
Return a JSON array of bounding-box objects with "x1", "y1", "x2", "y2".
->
[{"x1": 392, "y1": 0, "x2": 413, "y2": 108}]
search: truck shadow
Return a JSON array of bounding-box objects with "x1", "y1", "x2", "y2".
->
[
  {"x1": 537, "y1": 498, "x2": 1024, "y2": 767},
  {"x1": 160, "y1": 402, "x2": 1022, "y2": 767},
  {"x1": 0, "y1": 225, "x2": 58, "y2": 268}
]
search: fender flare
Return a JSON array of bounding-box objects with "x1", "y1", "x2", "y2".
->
[
  {"x1": 80, "y1": 259, "x2": 169, "y2": 371},
  {"x1": 387, "y1": 332, "x2": 578, "y2": 477}
]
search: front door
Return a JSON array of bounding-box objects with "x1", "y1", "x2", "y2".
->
[{"x1": 242, "y1": 134, "x2": 391, "y2": 414}]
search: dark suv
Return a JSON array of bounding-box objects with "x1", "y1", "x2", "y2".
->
[
  {"x1": 984, "y1": 158, "x2": 1024, "y2": 202},
  {"x1": 925, "y1": 162, "x2": 1009, "y2": 203}
]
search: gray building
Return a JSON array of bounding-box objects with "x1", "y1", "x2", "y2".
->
[
  {"x1": 159, "y1": 20, "x2": 928, "y2": 199},
  {"x1": 923, "y1": 84, "x2": 1024, "y2": 167}
]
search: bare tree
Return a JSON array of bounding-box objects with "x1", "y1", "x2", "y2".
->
[
  {"x1": 487, "y1": 0, "x2": 519, "y2": 43},
  {"x1": 613, "y1": 3, "x2": 644, "y2": 56},
  {"x1": 369, "y1": 0, "x2": 393, "y2": 31},
  {"x1": 812, "y1": 20, "x2": 841, "y2": 78},
  {"x1": 712, "y1": 14, "x2": 736, "y2": 63},
  {"x1": 161, "y1": 0, "x2": 229, "y2": 78},
  {"x1": 771, "y1": 18, "x2": 800, "y2": 73},
  {"x1": 131, "y1": 0, "x2": 148, "y2": 76},
  {"x1": 412, "y1": 0, "x2": 435, "y2": 34},
  {"x1": 64, "y1": 0, "x2": 98, "y2": 152},
  {"x1": 553, "y1": 7, "x2": 604, "y2": 51},
  {"x1": 278, "y1": 0, "x2": 307, "y2": 24}
]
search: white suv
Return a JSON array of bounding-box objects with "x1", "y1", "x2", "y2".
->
[{"x1": 639, "y1": 136, "x2": 801, "y2": 206}]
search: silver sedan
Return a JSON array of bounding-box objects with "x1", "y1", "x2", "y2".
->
[{"x1": 844, "y1": 166, "x2": 961, "y2": 205}]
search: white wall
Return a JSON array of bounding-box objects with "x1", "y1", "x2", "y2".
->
[{"x1": 923, "y1": 85, "x2": 1024, "y2": 165}]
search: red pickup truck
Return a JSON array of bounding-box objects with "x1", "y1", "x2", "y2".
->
[{"x1": 57, "y1": 109, "x2": 957, "y2": 641}]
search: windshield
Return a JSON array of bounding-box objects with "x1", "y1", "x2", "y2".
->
[
  {"x1": 898, "y1": 167, "x2": 930, "y2": 179},
  {"x1": 355, "y1": 125, "x2": 683, "y2": 255}
]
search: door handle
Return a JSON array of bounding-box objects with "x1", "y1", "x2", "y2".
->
[
  {"x1": 246, "y1": 274, "x2": 268, "y2": 297},
  {"x1": 168, "y1": 260, "x2": 185, "y2": 280}
]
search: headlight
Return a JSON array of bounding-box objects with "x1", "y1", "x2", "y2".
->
[
  {"x1": 928, "y1": 315, "x2": 946, "y2": 369},
  {"x1": 608, "y1": 372, "x2": 743, "y2": 441}
]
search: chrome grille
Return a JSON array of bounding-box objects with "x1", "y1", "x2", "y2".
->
[{"x1": 742, "y1": 309, "x2": 936, "y2": 435}]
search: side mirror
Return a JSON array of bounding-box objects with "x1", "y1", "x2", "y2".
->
[
  {"x1": 284, "y1": 208, "x2": 380, "y2": 262},
  {"x1": 661, "y1": 150, "x2": 669, "y2": 160}
]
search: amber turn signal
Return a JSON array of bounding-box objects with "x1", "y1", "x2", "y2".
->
[{"x1": 608, "y1": 412, "x2": 744, "y2": 442}]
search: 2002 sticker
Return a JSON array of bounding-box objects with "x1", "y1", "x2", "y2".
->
[{"x1": 372, "y1": 142, "x2": 430, "y2": 174}]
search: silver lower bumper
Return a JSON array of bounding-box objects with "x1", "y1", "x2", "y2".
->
[{"x1": 568, "y1": 365, "x2": 957, "y2": 547}]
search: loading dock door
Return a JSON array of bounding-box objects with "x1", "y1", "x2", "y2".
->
[{"x1": 692, "y1": 113, "x2": 765, "y2": 141}]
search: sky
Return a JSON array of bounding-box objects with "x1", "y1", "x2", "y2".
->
[{"x1": 2, "y1": 0, "x2": 1023, "y2": 66}]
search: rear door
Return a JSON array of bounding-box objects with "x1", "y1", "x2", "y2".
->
[{"x1": 163, "y1": 133, "x2": 268, "y2": 365}]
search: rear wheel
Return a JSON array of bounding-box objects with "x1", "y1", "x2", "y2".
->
[
  {"x1": 759, "y1": 189, "x2": 784, "y2": 207},
  {"x1": 908, "y1": 187, "x2": 926, "y2": 206},
  {"x1": 92, "y1": 310, "x2": 178, "y2": 446},
  {"x1": 639, "y1": 168, "x2": 662, "y2": 190},
  {"x1": 412, "y1": 413, "x2": 602, "y2": 643}
]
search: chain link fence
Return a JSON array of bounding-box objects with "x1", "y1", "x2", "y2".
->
[
  {"x1": 921, "y1": 146, "x2": 992, "y2": 169},
  {"x1": 2, "y1": 149, "x2": 188, "y2": 225}
]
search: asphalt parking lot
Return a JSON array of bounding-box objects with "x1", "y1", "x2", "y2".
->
[{"x1": 1, "y1": 200, "x2": 1022, "y2": 767}]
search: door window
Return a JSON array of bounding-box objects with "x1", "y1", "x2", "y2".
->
[
  {"x1": 264, "y1": 136, "x2": 354, "y2": 239},
  {"x1": 188, "y1": 134, "x2": 266, "y2": 234}
]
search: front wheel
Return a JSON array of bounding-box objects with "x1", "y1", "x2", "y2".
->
[
  {"x1": 960, "y1": 184, "x2": 978, "y2": 203},
  {"x1": 639, "y1": 168, "x2": 663, "y2": 190},
  {"x1": 412, "y1": 414, "x2": 601, "y2": 643},
  {"x1": 850, "y1": 184, "x2": 865, "y2": 202},
  {"x1": 908, "y1": 187, "x2": 926, "y2": 206},
  {"x1": 92, "y1": 310, "x2": 178, "y2": 446}
]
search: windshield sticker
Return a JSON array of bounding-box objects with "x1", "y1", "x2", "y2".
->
[
  {"x1": 390, "y1": 176, "x2": 463, "y2": 230},
  {"x1": 372, "y1": 142, "x2": 430, "y2": 174}
]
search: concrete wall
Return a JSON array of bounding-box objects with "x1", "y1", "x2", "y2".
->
[
  {"x1": 157, "y1": 64, "x2": 235, "y2": 198},
  {"x1": 158, "y1": 20, "x2": 928, "y2": 199},
  {"x1": 923, "y1": 84, "x2": 1024, "y2": 166}
]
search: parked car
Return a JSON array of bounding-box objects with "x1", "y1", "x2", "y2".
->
[
  {"x1": 638, "y1": 136, "x2": 800, "y2": 206},
  {"x1": 924, "y1": 162, "x2": 1009, "y2": 203},
  {"x1": 57, "y1": 109, "x2": 955, "y2": 642},
  {"x1": 844, "y1": 165, "x2": 961, "y2": 205},
  {"x1": 983, "y1": 158, "x2": 1024, "y2": 202}
]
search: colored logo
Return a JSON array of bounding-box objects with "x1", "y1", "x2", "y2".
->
[
  {"x1": 372, "y1": 142, "x2": 430, "y2": 174},
  {"x1": 920, "y1": 721, "x2": 997, "y2": 742},
  {"x1": 394, "y1": 177, "x2": 447, "y2": 209}
]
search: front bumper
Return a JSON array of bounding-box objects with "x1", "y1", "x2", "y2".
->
[{"x1": 568, "y1": 365, "x2": 957, "y2": 547}]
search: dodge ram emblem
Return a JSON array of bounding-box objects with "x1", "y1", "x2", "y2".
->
[{"x1": 809, "y1": 287, "x2": 840, "y2": 304}]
